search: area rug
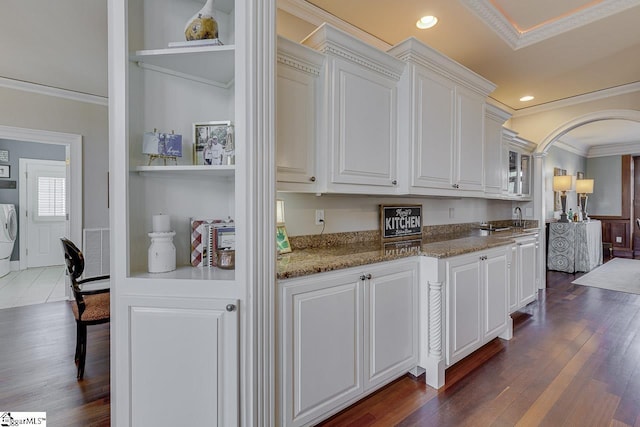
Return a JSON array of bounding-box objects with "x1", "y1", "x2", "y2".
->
[{"x1": 572, "y1": 258, "x2": 640, "y2": 295}]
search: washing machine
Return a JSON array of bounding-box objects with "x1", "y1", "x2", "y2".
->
[{"x1": 0, "y1": 204, "x2": 17, "y2": 277}]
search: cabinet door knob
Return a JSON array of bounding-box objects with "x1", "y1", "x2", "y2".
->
[
  {"x1": 392, "y1": 180, "x2": 397, "y2": 185},
  {"x1": 366, "y1": 273, "x2": 372, "y2": 280},
  {"x1": 359, "y1": 274, "x2": 366, "y2": 281},
  {"x1": 309, "y1": 176, "x2": 316, "y2": 182},
  {"x1": 452, "y1": 183, "x2": 459, "y2": 189},
  {"x1": 226, "y1": 304, "x2": 237, "y2": 312}
]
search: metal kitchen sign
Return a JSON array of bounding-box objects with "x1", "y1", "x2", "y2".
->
[{"x1": 380, "y1": 205, "x2": 422, "y2": 239}]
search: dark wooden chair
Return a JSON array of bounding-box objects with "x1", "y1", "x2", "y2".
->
[{"x1": 60, "y1": 237, "x2": 110, "y2": 379}]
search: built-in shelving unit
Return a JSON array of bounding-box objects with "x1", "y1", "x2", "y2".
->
[{"x1": 110, "y1": 0, "x2": 251, "y2": 424}]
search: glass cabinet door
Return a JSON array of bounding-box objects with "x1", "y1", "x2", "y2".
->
[
  {"x1": 520, "y1": 154, "x2": 530, "y2": 195},
  {"x1": 508, "y1": 150, "x2": 518, "y2": 194}
]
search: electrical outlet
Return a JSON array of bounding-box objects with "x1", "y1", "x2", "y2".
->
[
  {"x1": 315, "y1": 209, "x2": 325, "y2": 225},
  {"x1": 616, "y1": 236, "x2": 622, "y2": 243},
  {"x1": 449, "y1": 207, "x2": 455, "y2": 219}
]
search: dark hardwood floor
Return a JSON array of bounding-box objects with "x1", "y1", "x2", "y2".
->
[
  {"x1": 319, "y1": 267, "x2": 640, "y2": 427},
  {"x1": 0, "y1": 300, "x2": 110, "y2": 427},
  {"x1": 2, "y1": 265, "x2": 640, "y2": 427}
]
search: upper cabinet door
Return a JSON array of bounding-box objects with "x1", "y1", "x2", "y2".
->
[
  {"x1": 329, "y1": 57, "x2": 398, "y2": 188},
  {"x1": 276, "y1": 38, "x2": 324, "y2": 191},
  {"x1": 455, "y1": 86, "x2": 485, "y2": 191},
  {"x1": 411, "y1": 70, "x2": 455, "y2": 189},
  {"x1": 302, "y1": 24, "x2": 405, "y2": 194}
]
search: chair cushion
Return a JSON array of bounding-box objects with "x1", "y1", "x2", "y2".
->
[{"x1": 71, "y1": 293, "x2": 110, "y2": 322}]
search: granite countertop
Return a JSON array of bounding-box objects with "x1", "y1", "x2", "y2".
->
[{"x1": 277, "y1": 227, "x2": 540, "y2": 280}]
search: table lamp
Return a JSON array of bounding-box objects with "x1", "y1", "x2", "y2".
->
[
  {"x1": 576, "y1": 178, "x2": 594, "y2": 221},
  {"x1": 553, "y1": 175, "x2": 573, "y2": 223}
]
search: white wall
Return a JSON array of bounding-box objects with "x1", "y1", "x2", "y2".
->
[
  {"x1": 586, "y1": 156, "x2": 621, "y2": 216},
  {"x1": 0, "y1": 86, "x2": 109, "y2": 229},
  {"x1": 278, "y1": 193, "x2": 515, "y2": 236}
]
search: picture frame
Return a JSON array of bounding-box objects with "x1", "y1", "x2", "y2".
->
[
  {"x1": 0, "y1": 149, "x2": 8, "y2": 162},
  {"x1": 576, "y1": 171, "x2": 585, "y2": 209},
  {"x1": 0, "y1": 164, "x2": 9, "y2": 178},
  {"x1": 276, "y1": 225, "x2": 292, "y2": 254},
  {"x1": 193, "y1": 121, "x2": 233, "y2": 166},
  {"x1": 380, "y1": 204, "x2": 422, "y2": 240}
]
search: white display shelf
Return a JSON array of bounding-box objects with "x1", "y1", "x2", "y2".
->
[
  {"x1": 131, "y1": 265, "x2": 235, "y2": 281},
  {"x1": 134, "y1": 164, "x2": 235, "y2": 177},
  {"x1": 132, "y1": 45, "x2": 235, "y2": 87}
]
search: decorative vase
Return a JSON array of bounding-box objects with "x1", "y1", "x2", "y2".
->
[{"x1": 184, "y1": 0, "x2": 219, "y2": 41}]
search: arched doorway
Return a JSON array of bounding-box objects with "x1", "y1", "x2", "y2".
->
[{"x1": 532, "y1": 109, "x2": 640, "y2": 289}]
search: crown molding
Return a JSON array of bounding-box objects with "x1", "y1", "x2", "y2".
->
[
  {"x1": 302, "y1": 23, "x2": 405, "y2": 81},
  {"x1": 512, "y1": 81, "x2": 640, "y2": 118},
  {"x1": 554, "y1": 138, "x2": 589, "y2": 157},
  {"x1": 460, "y1": 0, "x2": 640, "y2": 50},
  {"x1": 587, "y1": 141, "x2": 640, "y2": 158},
  {"x1": 278, "y1": 0, "x2": 391, "y2": 51},
  {"x1": 0, "y1": 76, "x2": 108, "y2": 106}
]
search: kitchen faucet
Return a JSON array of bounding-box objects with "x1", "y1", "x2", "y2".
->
[{"x1": 514, "y1": 207, "x2": 523, "y2": 228}]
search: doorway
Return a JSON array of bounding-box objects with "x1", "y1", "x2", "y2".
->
[
  {"x1": 0, "y1": 125, "x2": 82, "y2": 303},
  {"x1": 20, "y1": 158, "x2": 67, "y2": 268}
]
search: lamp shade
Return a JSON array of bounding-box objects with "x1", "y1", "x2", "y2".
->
[
  {"x1": 276, "y1": 199, "x2": 285, "y2": 224},
  {"x1": 553, "y1": 175, "x2": 573, "y2": 192},
  {"x1": 576, "y1": 179, "x2": 594, "y2": 194}
]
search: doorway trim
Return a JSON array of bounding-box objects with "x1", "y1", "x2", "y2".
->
[
  {"x1": 532, "y1": 109, "x2": 640, "y2": 289},
  {"x1": 0, "y1": 125, "x2": 82, "y2": 272}
]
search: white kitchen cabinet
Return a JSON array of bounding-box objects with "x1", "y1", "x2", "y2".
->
[
  {"x1": 503, "y1": 129, "x2": 535, "y2": 199},
  {"x1": 276, "y1": 36, "x2": 324, "y2": 191},
  {"x1": 390, "y1": 38, "x2": 496, "y2": 195},
  {"x1": 445, "y1": 248, "x2": 508, "y2": 366},
  {"x1": 128, "y1": 296, "x2": 238, "y2": 426},
  {"x1": 364, "y1": 261, "x2": 418, "y2": 390},
  {"x1": 446, "y1": 254, "x2": 482, "y2": 365},
  {"x1": 455, "y1": 86, "x2": 486, "y2": 191},
  {"x1": 278, "y1": 259, "x2": 418, "y2": 426},
  {"x1": 109, "y1": 0, "x2": 272, "y2": 424},
  {"x1": 484, "y1": 104, "x2": 512, "y2": 195},
  {"x1": 302, "y1": 24, "x2": 405, "y2": 194},
  {"x1": 510, "y1": 234, "x2": 538, "y2": 313},
  {"x1": 419, "y1": 245, "x2": 511, "y2": 388}
]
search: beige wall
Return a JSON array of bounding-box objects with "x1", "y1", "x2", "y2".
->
[{"x1": 0, "y1": 86, "x2": 109, "y2": 229}]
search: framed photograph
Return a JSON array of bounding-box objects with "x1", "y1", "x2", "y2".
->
[
  {"x1": 276, "y1": 225, "x2": 292, "y2": 254},
  {"x1": 193, "y1": 121, "x2": 232, "y2": 166},
  {"x1": 143, "y1": 131, "x2": 183, "y2": 157},
  {"x1": 576, "y1": 171, "x2": 585, "y2": 209},
  {"x1": 0, "y1": 164, "x2": 9, "y2": 178}
]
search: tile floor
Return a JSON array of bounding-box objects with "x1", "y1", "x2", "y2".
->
[{"x1": 0, "y1": 265, "x2": 67, "y2": 309}]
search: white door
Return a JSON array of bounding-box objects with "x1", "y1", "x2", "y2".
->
[{"x1": 24, "y1": 159, "x2": 67, "y2": 268}]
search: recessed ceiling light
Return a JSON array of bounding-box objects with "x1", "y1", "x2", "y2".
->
[
  {"x1": 520, "y1": 95, "x2": 534, "y2": 102},
  {"x1": 416, "y1": 16, "x2": 438, "y2": 29}
]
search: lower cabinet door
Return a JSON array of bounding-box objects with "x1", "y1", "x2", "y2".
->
[
  {"x1": 447, "y1": 255, "x2": 482, "y2": 365},
  {"x1": 364, "y1": 261, "x2": 418, "y2": 390},
  {"x1": 519, "y1": 240, "x2": 537, "y2": 306},
  {"x1": 128, "y1": 296, "x2": 238, "y2": 427},
  {"x1": 483, "y1": 251, "x2": 509, "y2": 339},
  {"x1": 280, "y1": 274, "x2": 363, "y2": 427}
]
